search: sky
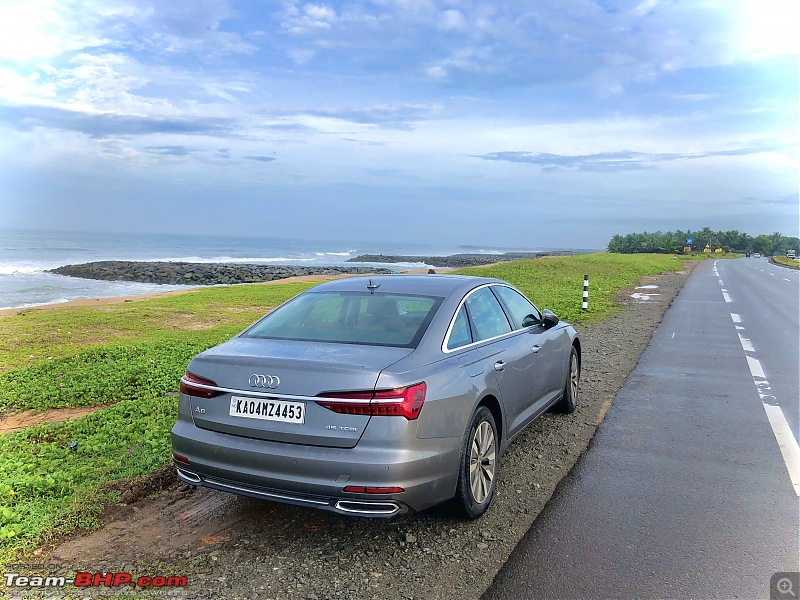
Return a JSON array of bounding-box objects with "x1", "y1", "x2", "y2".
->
[{"x1": 0, "y1": 0, "x2": 797, "y2": 249}]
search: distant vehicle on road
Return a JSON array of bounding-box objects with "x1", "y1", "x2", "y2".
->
[
  {"x1": 753, "y1": 253, "x2": 761, "y2": 258},
  {"x1": 172, "y1": 275, "x2": 581, "y2": 519},
  {"x1": 788, "y1": 249, "x2": 796, "y2": 259}
]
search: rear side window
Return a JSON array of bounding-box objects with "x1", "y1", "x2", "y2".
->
[
  {"x1": 447, "y1": 306, "x2": 473, "y2": 350},
  {"x1": 492, "y1": 285, "x2": 541, "y2": 329},
  {"x1": 465, "y1": 287, "x2": 512, "y2": 341},
  {"x1": 243, "y1": 292, "x2": 443, "y2": 348}
]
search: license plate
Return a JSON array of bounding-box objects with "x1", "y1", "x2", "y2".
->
[{"x1": 229, "y1": 396, "x2": 305, "y2": 424}]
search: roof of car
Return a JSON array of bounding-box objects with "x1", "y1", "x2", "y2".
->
[{"x1": 308, "y1": 274, "x2": 504, "y2": 296}]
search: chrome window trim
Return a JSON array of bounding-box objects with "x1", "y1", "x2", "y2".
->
[
  {"x1": 180, "y1": 378, "x2": 372, "y2": 403},
  {"x1": 441, "y1": 283, "x2": 539, "y2": 354}
]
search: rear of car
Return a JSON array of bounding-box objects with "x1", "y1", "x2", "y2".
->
[{"x1": 171, "y1": 285, "x2": 462, "y2": 516}]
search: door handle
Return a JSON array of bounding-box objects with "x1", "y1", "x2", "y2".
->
[
  {"x1": 494, "y1": 361, "x2": 506, "y2": 372},
  {"x1": 531, "y1": 345, "x2": 541, "y2": 353}
]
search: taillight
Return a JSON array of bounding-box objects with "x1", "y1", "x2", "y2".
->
[
  {"x1": 315, "y1": 382, "x2": 426, "y2": 420},
  {"x1": 343, "y1": 486, "x2": 404, "y2": 494},
  {"x1": 172, "y1": 452, "x2": 190, "y2": 464},
  {"x1": 179, "y1": 371, "x2": 222, "y2": 398},
  {"x1": 372, "y1": 383, "x2": 426, "y2": 419}
]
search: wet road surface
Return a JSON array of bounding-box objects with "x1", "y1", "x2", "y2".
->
[{"x1": 484, "y1": 258, "x2": 800, "y2": 600}]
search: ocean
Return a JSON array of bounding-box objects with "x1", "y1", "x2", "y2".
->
[{"x1": 0, "y1": 229, "x2": 524, "y2": 310}]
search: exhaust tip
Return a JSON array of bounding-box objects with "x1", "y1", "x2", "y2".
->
[
  {"x1": 334, "y1": 500, "x2": 402, "y2": 516},
  {"x1": 175, "y1": 467, "x2": 202, "y2": 485}
]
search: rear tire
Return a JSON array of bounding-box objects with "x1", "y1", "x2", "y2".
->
[
  {"x1": 454, "y1": 406, "x2": 498, "y2": 519},
  {"x1": 552, "y1": 346, "x2": 579, "y2": 414}
]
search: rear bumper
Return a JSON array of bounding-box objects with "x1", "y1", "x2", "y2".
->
[{"x1": 171, "y1": 419, "x2": 461, "y2": 517}]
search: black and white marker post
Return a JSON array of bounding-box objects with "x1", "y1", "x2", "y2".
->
[{"x1": 582, "y1": 275, "x2": 589, "y2": 311}]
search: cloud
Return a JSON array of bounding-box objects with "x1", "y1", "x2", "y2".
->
[
  {"x1": 144, "y1": 145, "x2": 192, "y2": 156},
  {"x1": 474, "y1": 144, "x2": 794, "y2": 172},
  {"x1": 0, "y1": 105, "x2": 233, "y2": 138},
  {"x1": 243, "y1": 155, "x2": 277, "y2": 162},
  {"x1": 438, "y1": 9, "x2": 467, "y2": 32},
  {"x1": 738, "y1": 193, "x2": 799, "y2": 206},
  {"x1": 279, "y1": 2, "x2": 338, "y2": 33},
  {"x1": 259, "y1": 122, "x2": 314, "y2": 132},
  {"x1": 109, "y1": 0, "x2": 257, "y2": 56},
  {"x1": 341, "y1": 138, "x2": 388, "y2": 146},
  {"x1": 291, "y1": 104, "x2": 439, "y2": 129}
]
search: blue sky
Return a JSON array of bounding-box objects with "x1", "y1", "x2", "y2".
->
[{"x1": 0, "y1": 0, "x2": 797, "y2": 248}]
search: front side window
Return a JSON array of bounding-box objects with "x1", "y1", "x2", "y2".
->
[
  {"x1": 492, "y1": 285, "x2": 541, "y2": 329},
  {"x1": 465, "y1": 287, "x2": 512, "y2": 341},
  {"x1": 242, "y1": 292, "x2": 442, "y2": 348}
]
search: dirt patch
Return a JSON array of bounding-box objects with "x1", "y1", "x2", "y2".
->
[
  {"x1": 0, "y1": 405, "x2": 106, "y2": 434},
  {"x1": 35, "y1": 266, "x2": 693, "y2": 600}
]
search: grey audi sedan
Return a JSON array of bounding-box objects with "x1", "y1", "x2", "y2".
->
[{"x1": 172, "y1": 274, "x2": 580, "y2": 519}]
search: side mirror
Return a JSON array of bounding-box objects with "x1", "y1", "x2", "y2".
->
[
  {"x1": 522, "y1": 314, "x2": 540, "y2": 328},
  {"x1": 542, "y1": 309, "x2": 559, "y2": 329}
]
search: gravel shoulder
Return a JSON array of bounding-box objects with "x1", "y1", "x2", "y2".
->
[{"x1": 22, "y1": 264, "x2": 695, "y2": 600}]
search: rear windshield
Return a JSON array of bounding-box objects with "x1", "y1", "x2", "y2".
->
[{"x1": 242, "y1": 291, "x2": 444, "y2": 348}]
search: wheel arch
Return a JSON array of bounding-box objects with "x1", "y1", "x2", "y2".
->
[{"x1": 477, "y1": 394, "x2": 503, "y2": 446}]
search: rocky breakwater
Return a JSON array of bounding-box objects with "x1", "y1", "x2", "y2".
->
[
  {"x1": 48, "y1": 261, "x2": 391, "y2": 286},
  {"x1": 348, "y1": 251, "x2": 572, "y2": 268}
]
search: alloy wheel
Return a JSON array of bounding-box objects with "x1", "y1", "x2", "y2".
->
[
  {"x1": 570, "y1": 354, "x2": 579, "y2": 401},
  {"x1": 469, "y1": 420, "x2": 496, "y2": 504}
]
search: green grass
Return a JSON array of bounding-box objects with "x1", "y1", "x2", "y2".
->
[
  {"x1": 0, "y1": 282, "x2": 315, "y2": 373},
  {"x1": 773, "y1": 256, "x2": 799, "y2": 268},
  {"x1": 680, "y1": 252, "x2": 743, "y2": 261},
  {"x1": 0, "y1": 254, "x2": 683, "y2": 563},
  {"x1": 0, "y1": 331, "x2": 239, "y2": 412},
  {"x1": 0, "y1": 395, "x2": 177, "y2": 557},
  {"x1": 454, "y1": 253, "x2": 682, "y2": 323}
]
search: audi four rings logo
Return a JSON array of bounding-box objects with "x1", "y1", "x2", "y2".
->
[{"x1": 248, "y1": 374, "x2": 280, "y2": 389}]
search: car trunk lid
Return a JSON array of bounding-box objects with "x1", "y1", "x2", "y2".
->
[{"x1": 184, "y1": 337, "x2": 413, "y2": 448}]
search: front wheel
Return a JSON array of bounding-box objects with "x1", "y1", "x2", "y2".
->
[
  {"x1": 454, "y1": 406, "x2": 499, "y2": 519},
  {"x1": 552, "y1": 346, "x2": 579, "y2": 413}
]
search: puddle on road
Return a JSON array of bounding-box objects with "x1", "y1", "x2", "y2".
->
[{"x1": 631, "y1": 284, "x2": 660, "y2": 302}]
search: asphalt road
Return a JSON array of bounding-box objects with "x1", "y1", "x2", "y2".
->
[
  {"x1": 484, "y1": 258, "x2": 800, "y2": 600},
  {"x1": 729, "y1": 257, "x2": 800, "y2": 442}
]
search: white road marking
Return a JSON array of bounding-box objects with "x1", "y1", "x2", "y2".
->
[
  {"x1": 770, "y1": 273, "x2": 775, "y2": 276},
  {"x1": 737, "y1": 335, "x2": 800, "y2": 496},
  {"x1": 718, "y1": 279, "x2": 724, "y2": 285},
  {"x1": 746, "y1": 355, "x2": 766, "y2": 379},
  {"x1": 785, "y1": 278, "x2": 791, "y2": 282},
  {"x1": 762, "y1": 404, "x2": 800, "y2": 496},
  {"x1": 730, "y1": 313, "x2": 742, "y2": 323},
  {"x1": 672, "y1": 332, "x2": 675, "y2": 339},
  {"x1": 723, "y1": 292, "x2": 732, "y2": 303}
]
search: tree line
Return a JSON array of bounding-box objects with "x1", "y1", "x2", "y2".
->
[{"x1": 607, "y1": 228, "x2": 800, "y2": 255}]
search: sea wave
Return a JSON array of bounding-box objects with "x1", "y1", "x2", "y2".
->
[{"x1": 0, "y1": 265, "x2": 46, "y2": 275}]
